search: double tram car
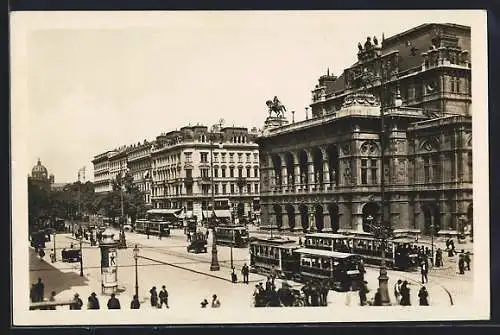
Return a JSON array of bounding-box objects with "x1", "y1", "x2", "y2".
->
[
  {"x1": 293, "y1": 248, "x2": 362, "y2": 292},
  {"x1": 133, "y1": 209, "x2": 181, "y2": 237},
  {"x1": 303, "y1": 233, "x2": 420, "y2": 271},
  {"x1": 249, "y1": 237, "x2": 299, "y2": 278},
  {"x1": 215, "y1": 226, "x2": 249, "y2": 247}
]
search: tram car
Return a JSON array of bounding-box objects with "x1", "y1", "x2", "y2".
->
[
  {"x1": 249, "y1": 237, "x2": 363, "y2": 291},
  {"x1": 133, "y1": 209, "x2": 182, "y2": 237},
  {"x1": 215, "y1": 225, "x2": 249, "y2": 247},
  {"x1": 304, "y1": 233, "x2": 420, "y2": 271},
  {"x1": 249, "y1": 237, "x2": 299, "y2": 278},
  {"x1": 293, "y1": 248, "x2": 362, "y2": 292},
  {"x1": 135, "y1": 219, "x2": 171, "y2": 237}
]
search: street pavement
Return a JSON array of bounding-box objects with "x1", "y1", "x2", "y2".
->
[{"x1": 28, "y1": 228, "x2": 473, "y2": 311}]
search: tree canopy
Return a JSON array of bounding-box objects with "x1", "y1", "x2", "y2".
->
[{"x1": 28, "y1": 173, "x2": 147, "y2": 228}]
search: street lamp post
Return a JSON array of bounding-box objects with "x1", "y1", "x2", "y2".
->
[
  {"x1": 133, "y1": 244, "x2": 139, "y2": 298},
  {"x1": 209, "y1": 130, "x2": 221, "y2": 271},
  {"x1": 431, "y1": 223, "x2": 435, "y2": 266},
  {"x1": 53, "y1": 231, "x2": 56, "y2": 262},
  {"x1": 79, "y1": 236, "x2": 84, "y2": 277},
  {"x1": 118, "y1": 172, "x2": 127, "y2": 248}
]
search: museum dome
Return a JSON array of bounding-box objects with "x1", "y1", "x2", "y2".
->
[{"x1": 32, "y1": 159, "x2": 48, "y2": 180}]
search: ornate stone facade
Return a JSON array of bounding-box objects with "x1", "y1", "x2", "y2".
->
[{"x1": 256, "y1": 23, "x2": 472, "y2": 237}]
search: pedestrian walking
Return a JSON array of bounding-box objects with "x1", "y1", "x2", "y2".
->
[
  {"x1": 158, "y1": 285, "x2": 169, "y2": 308},
  {"x1": 231, "y1": 267, "x2": 238, "y2": 283},
  {"x1": 70, "y1": 293, "x2": 83, "y2": 310},
  {"x1": 358, "y1": 280, "x2": 369, "y2": 306},
  {"x1": 211, "y1": 294, "x2": 221, "y2": 308},
  {"x1": 394, "y1": 279, "x2": 402, "y2": 304},
  {"x1": 130, "y1": 295, "x2": 140, "y2": 309},
  {"x1": 149, "y1": 286, "x2": 158, "y2": 307},
  {"x1": 435, "y1": 248, "x2": 443, "y2": 267},
  {"x1": 464, "y1": 251, "x2": 471, "y2": 271},
  {"x1": 400, "y1": 281, "x2": 411, "y2": 306},
  {"x1": 421, "y1": 260, "x2": 429, "y2": 284},
  {"x1": 87, "y1": 292, "x2": 100, "y2": 309},
  {"x1": 458, "y1": 254, "x2": 465, "y2": 274},
  {"x1": 241, "y1": 263, "x2": 249, "y2": 284},
  {"x1": 418, "y1": 286, "x2": 429, "y2": 306},
  {"x1": 34, "y1": 278, "x2": 45, "y2": 302},
  {"x1": 358, "y1": 260, "x2": 366, "y2": 281}
]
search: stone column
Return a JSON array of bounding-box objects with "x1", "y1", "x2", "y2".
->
[
  {"x1": 280, "y1": 154, "x2": 288, "y2": 193},
  {"x1": 293, "y1": 152, "x2": 301, "y2": 192},
  {"x1": 322, "y1": 211, "x2": 332, "y2": 232},
  {"x1": 320, "y1": 147, "x2": 330, "y2": 191},
  {"x1": 281, "y1": 212, "x2": 290, "y2": 230},
  {"x1": 307, "y1": 150, "x2": 315, "y2": 192},
  {"x1": 294, "y1": 210, "x2": 303, "y2": 232}
]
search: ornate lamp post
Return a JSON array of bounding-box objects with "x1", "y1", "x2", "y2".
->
[
  {"x1": 133, "y1": 244, "x2": 139, "y2": 298},
  {"x1": 209, "y1": 122, "x2": 224, "y2": 271},
  {"x1": 79, "y1": 235, "x2": 84, "y2": 277},
  {"x1": 52, "y1": 231, "x2": 57, "y2": 262},
  {"x1": 118, "y1": 170, "x2": 128, "y2": 249}
]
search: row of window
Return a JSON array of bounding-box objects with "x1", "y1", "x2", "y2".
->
[
  {"x1": 200, "y1": 152, "x2": 258, "y2": 164},
  {"x1": 152, "y1": 183, "x2": 259, "y2": 197}
]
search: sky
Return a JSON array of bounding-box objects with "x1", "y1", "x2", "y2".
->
[{"x1": 12, "y1": 10, "x2": 482, "y2": 183}]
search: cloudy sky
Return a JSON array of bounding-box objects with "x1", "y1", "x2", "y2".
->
[{"x1": 11, "y1": 10, "x2": 483, "y2": 182}]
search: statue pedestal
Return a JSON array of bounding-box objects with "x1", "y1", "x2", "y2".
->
[{"x1": 262, "y1": 116, "x2": 289, "y2": 133}]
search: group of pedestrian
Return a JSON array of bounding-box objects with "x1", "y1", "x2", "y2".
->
[
  {"x1": 30, "y1": 278, "x2": 45, "y2": 303},
  {"x1": 149, "y1": 285, "x2": 169, "y2": 309},
  {"x1": 69, "y1": 292, "x2": 121, "y2": 310},
  {"x1": 253, "y1": 279, "x2": 280, "y2": 307},
  {"x1": 394, "y1": 279, "x2": 429, "y2": 306},
  {"x1": 300, "y1": 280, "x2": 330, "y2": 306},
  {"x1": 200, "y1": 294, "x2": 220, "y2": 308}
]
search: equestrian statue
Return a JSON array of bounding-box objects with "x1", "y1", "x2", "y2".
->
[{"x1": 266, "y1": 96, "x2": 286, "y2": 118}]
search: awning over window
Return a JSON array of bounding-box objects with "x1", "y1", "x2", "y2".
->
[
  {"x1": 201, "y1": 209, "x2": 232, "y2": 219},
  {"x1": 146, "y1": 209, "x2": 183, "y2": 220}
]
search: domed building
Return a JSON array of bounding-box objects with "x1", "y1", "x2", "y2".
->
[
  {"x1": 29, "y1": 159, "x2": 66, "y2": 192},
  {"x1": 31, "y1": 159, "x2": 49, "y2": 181}
]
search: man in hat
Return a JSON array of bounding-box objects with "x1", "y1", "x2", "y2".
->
[
  {"x1": 70, "y1": 293, "x2": 83, "y2": 310},
  {"x1": 107, "y1": 293, "x2": 121, "y2": 309},
  {"x1": 241, "y1": 263, "x2": 249, "y2": 284},
  {"x1": 130, "y1": 295, "x2": 140, "y2": 309},
  {"x1": 358, "y1": 280, "x2": 369, "y2": 306},
  {"x1": 158, "y1": 285, "x2": 169, "y2": 308},
  {"x1": 87, "y1": 292, "x2": 100, "y2": 309}
]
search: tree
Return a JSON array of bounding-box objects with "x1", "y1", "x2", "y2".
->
[
  {"x1": 28, "y1": 178, "x2": 51, "y2": 230},
  {"x1": 99, "y1": 172, "x2": 146, "y2": 224}
]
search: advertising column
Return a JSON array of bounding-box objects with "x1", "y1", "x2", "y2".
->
[{"x1": 99, "y1": 228, "x2": 118, "y2": 295}]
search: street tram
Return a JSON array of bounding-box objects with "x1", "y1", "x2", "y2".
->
[
  {"x1": 215, "y1": 225, "x2": 249, "y2": 247},
  {"x1": 133, "y1": 209, "x2": 182, "y2": 237},
  {"x1": 249, "y1": 237, "x2": 299, "y2": 278},
  {"x1": 293, "y1": 248, "x2": 362, "y2": 291},
  {"x1": 303, "y1": 233, "x2": 420, "y2": 271}
]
